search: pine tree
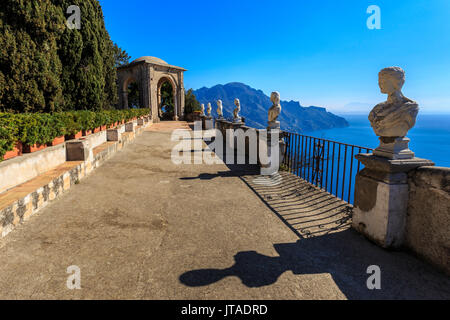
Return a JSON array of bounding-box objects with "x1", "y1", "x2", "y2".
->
[
  {"x1": 113, "y1": 43, "x2": 131, "y2": 67},
  {"x1": 184, "y1": 89, "x2": 201, "y2": 114}
]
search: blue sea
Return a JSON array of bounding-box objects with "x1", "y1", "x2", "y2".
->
[
  {"x1": 308, "y1": 114, "x2": 450, "y2": 168},
  {"x1": 287, "y1": 114, "x2": 450, "y2": 204}
]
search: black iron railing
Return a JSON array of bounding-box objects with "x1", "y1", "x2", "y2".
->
[{"x1": 281, "y1": 132, "x2": 373, "y2": 205}]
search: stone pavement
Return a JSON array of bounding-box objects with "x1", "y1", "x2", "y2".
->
[{"x1": 0, "y1": 121, "x2": 448, "y2": 299}]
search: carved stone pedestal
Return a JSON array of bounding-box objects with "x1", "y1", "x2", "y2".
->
[
  {"x1": 352, "y1": 154, "x2": 434, "y2": 248},
  {"x1": 374, "y1": 137, "x2": 414, "y2": 160},
  {"x1": 267, "y1": 121, "x2": 280, "y2": 130},
  {"x1": 260, "y1": 129, "x2": 285, "y2": 176},
  {"x1": 203, "y1": 116, "x2": 213, "y2": 130}
]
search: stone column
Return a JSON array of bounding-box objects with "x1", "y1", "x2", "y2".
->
[
  {"x1": 353, "y1": 154, "x2": 433, "y2": 247},
  {"x1": 173, "y1": 88, "x2": 179, "y2": 121},
  {"x1": 259, "y1": 92, "x2": 284, "y2": 176}
]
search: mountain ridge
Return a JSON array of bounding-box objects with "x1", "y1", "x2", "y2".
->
[{"x1": 193, "y1": 82, "x2": 349, "y2": 133}]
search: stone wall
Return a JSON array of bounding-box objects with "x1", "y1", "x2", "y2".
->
[
  {"x1": 0, "y1": 144, "x2": 66, "y2": 194},
  {"x1": 0, "y1": 119, "x2": 151, "y2": 238},
  {"x1": 405, "y1": 166, "x2": 450, "y2": 274}
]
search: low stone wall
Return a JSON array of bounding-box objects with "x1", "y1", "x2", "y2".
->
[
  {"x1": 405, "y1": 166, "x2": 450, "y2": 274},
  {"x1": 0, "y1": 121, "x2": 151, "y2": 238},
  {"x1": 0, "y1": 144, "x2": 66, "y2": 194}
]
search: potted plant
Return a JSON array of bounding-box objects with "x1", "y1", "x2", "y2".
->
[
  {"x1": 63, "y1": 112, "x2": 83, "y2": 140},
  {"x1": 19, "y1": 114, "x2": 50, "y2": 153},
  {"x1": 0, "y1": 114, "x2": 21, "y2": 161},
  {"x1": 3, "y1": 141, "x2": 23, "y2": 160},
  {"x1": 79, "y1": 111, "x2": 95, "y2": 136},
  {"x1": 47, "y1": 113, "x2": 66, "y2": 146}
]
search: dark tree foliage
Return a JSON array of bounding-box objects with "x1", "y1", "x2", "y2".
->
[
  {"x1": 0, "y1": 0, "x2": 118, "y2": 113},
  {"x1": 113, "y1": 43, "x2": 131, "y2": 67},
  {"x1": 0, "y1": 0, "x2": 65, "y2": 113},
  {"x1": 160, "y1": 81, "x2": 174, "y2": 120},
  {"x1": 127, "y1": 82, "x2": 140, "y2": 108},
  {"x1": 184, "y1": 88, "x2": 201, "y2": 114},
  {"x1": 57, "y1": 0, "x2": 117, "y2": 111}
]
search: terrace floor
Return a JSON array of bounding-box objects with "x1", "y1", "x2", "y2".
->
[{"x1": 0, "y1": 121, "x2": 448, "y2": 299}]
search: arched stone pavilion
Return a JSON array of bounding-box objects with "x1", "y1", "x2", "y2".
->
[{"x1": 117, "y1": 56, "x2": 187, "y2": 122}]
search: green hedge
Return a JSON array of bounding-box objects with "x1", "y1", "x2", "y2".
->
[{"x1": 0, "y1": 109, "x2": 150, "y2": 160}]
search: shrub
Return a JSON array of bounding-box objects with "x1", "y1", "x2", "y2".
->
[
  {"x1": 18, "y1": 113, "x2": 54, "y2": 146},
  {"x1": 0, "y1": 108, "x2": 151, "y2": 161},
  {"x1": 0, "y1": 113, "x2": 18, "y2": 159}
]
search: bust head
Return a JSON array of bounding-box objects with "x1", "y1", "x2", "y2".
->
[
  {"x1": 270, "y1": 91, "x2": 280, "y2": 105},
  {"x1": 378, "y1": 67, "x2": 405, "y2": 95},
  {"x1": 217, "y1": 100, "x2": 222, "y2": 107},
  {"x1": 207, "y1": 102, "x2": 211, "y2": 108},
  {"x1": 234, "y1": 98, "x2": 240, "y2": 107}
]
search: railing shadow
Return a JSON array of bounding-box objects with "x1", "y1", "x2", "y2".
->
[{"x1": 177, "y1": 130, "x2": 450, "y2": 299}]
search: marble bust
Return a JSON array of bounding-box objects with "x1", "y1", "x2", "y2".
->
[
  {"x1": 233, "y1": 98, "x2": 242, "y2": 122},
  {"x1": 369, "y1": 67, "x2": 419, "y2": 159},
  {"x1": 200, "y1": 103, "x2": 205, "y2": 116},
  {"x1": 217, "y1": 100, "x2": 223, "y2": 118},
  {"x1": 207, "y1": 103, "x2": 212, "y2": 117},
  {"x1": 268, "y1": 91, "x2": 282, "y2": 129}
]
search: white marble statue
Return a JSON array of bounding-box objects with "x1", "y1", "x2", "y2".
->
[
  {"x1": 233, "y1": 98, "x2": 241, "y2": 122},
  {"x1": 207, "y1": 102, "x2": 212, "y2": 117},
  {"x1": 369, "y1": 67, "x2": 419, "y2": 159},
  {"x1": 200, "y1": 103, "x2": 205, "y2": 116},
  {"x1": 216, "y1": 100, "x2": 223, "y2": 118},
  {"x1": 268, "y1": 91, "x2": 282, "y2": 129}
]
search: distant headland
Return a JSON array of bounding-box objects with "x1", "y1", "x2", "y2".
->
[{"x1": 193, "y1": 82, "x2": 349, "y2": 133}]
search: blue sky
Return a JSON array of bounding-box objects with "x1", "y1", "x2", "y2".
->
[{"x1": 99, "y1": 0, "x2": 450, "y2": 114}]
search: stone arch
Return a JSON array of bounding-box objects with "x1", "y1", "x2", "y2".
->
[
  {"x1": 156, "y1": 75, "x2": 178, "y2": 120},
  {"x1": 117, "y1": 56, "x2": 186, "y2": 122},
  {"x1": 122, "y1": 76, "x2": 141, "y2": 108}
]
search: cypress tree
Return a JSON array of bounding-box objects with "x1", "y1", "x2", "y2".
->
[
  {"x1": 0, "y1": 0, "x2": 118, "y2": 112},
  {"x1": 57, "y1": 0, "x2": 118, "y2": 111},
  {"x1": 0, "y1": 0, "x2": 65, "y2": 113}
]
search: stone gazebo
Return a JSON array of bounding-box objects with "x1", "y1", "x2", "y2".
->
[{"x1": 117, "y1": 56, "x2": 187, "y2": 121}]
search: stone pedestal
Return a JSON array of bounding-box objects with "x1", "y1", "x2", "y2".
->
[
  {"x1": 267, "y1": 121, "x2": 280, "y2": 130},
  {"x1": 125, "y1": 122, "x2": 135, "y2": 133},
  {"x1": 260, "y1": 129, "x2": 285, "y2": 176},
  {"x1": 374, "y1": 137, "x2": 414, "y2": 160},
  {"x1": 203, "y1": 116, "x2": 213, "y2": 130},
  {"x1": 106, "y1": 128, "x2": 120, "y2": 142},
  {"x1": 353, "y1": 154, "x2": 434, "y2": 248},
  {"x1": 233, "y1": 117, "x2": 243, "y2": 124}
]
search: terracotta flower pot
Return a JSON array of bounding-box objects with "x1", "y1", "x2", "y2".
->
[
  {"x1": 93, "y1": 127, "x2": 101, "y2": 133},
  {"x1": 82, "y1": 129, "x2": 92, "y2": 136},
  {"x1": 47, "y1": 136, "x2": 65, "y2": 147},
  {"x1": 66, "y1": 131, "x2": 82, "y2": 140},
  {"x1": 3, "y1": 142, "x2": 23, "y2": 160},
  {"x1": 23, "y1": 143, "x2": 46, "y2": 154},
  {"x1": 100, "y1": 125, "x2": 107, "y2": 131}
]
